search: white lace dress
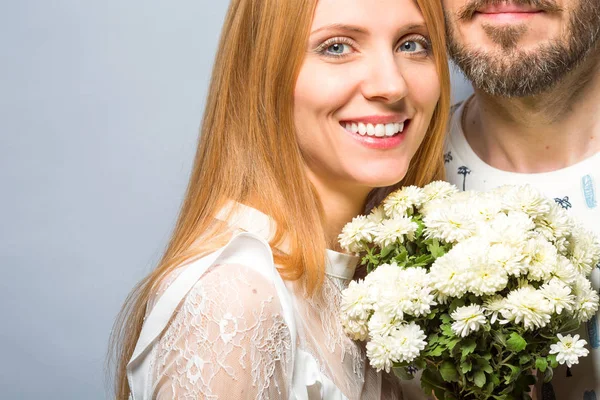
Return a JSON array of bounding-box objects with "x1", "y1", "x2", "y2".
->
[{"x1": 126, "y1": 202, "x2": 404, "y2": 399}]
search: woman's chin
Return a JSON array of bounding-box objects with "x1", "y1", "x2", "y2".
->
[{"x1": 354, "y1": 171, "x2": 408, "y2": 190}]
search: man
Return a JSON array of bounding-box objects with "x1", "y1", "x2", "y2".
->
[{"x1": 443, "y1": 0, "x2": 600, "y2": 398}]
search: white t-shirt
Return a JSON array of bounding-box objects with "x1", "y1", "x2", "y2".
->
[{"x1": 445, "y1": 100, "x2": 600, "y2": 400}]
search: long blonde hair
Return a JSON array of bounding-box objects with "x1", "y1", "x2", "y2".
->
[{"x1": 109, "y1": 0, "x2": 450, "y2": 398}]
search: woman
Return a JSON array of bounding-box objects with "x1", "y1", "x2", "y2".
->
[{"x1": 110, "y1": 0, "x2": 450, "y2": 398}]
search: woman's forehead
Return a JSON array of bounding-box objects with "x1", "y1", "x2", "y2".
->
[{"x1": 310, "y1": 0, "x2": 426, "y2": 34}]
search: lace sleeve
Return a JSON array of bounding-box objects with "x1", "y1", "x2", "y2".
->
[{"x1": 151, "y1": 263, "x2": 293, "y2": 400}]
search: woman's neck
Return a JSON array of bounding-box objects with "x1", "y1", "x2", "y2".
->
[{"x1": 306, "y1": 170, "x2": 370, "y2": 252}]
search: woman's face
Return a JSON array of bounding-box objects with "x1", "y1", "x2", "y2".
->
[{"x1": 294, "y1": 0, "x2": 440, "y2": 195}]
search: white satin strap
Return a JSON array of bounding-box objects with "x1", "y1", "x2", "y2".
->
[{"x1": 126, "y1": 233, "x2": 298, "y2": 400}]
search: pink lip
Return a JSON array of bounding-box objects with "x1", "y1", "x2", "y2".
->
[
  {"x1": 476, "y1": 3, "x2": 542, "y2": 21},
  {"x1": 477, "y1": 11, "x2": 539, "y2": 22},
  {"x1": 478, "y1": 4, "x2": 540, "y2": 13},
  {"x1": 339, "y1": 115, "x2": 408, "y2": 124},
  {"x1": 341, "y1": 120, "x2": 410, "y2": 150}
]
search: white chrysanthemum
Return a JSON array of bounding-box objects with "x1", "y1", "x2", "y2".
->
[
  {"x1": 523, "y1": 237, "x2": 559, "y2": 282},
  {"x1": 540, "y1": 278, "x2": 575, "y2": 315},
  {"x1": 450, "y1": 190, "x2": 482, "y2": 203},
  {"x1": 364, "y1": 263, "x2": 401, "y2": 287},
  {"x1": 554, "y1": 237, "x2": 569, "y2": 255},
  {"x1": 487, "y1": 243, "x2": 527, "y2": 277},
  {"x1": 451, "y1": 305, "x2": 487, "y2": 337},
  {"x1": 364, "y1": 264, "x2": 400, "y2": 307},
  {"x1": 572, "y1": 276, "x2": 600, "y2": 323},
  {"x1": 374, "y1": 267, "x2": 435, "y2": 319},
  {"x1": 535, "y1": 202, "x2": 574, "y2": 244},
  {"x1": 408, "y1": 286, "x2": 438, "y2": 317},
  {"x1": 421, "y1": 181, "x2": 459, "y2": 203},
  {"x1": 484, "y1": 295, "x2": 507, "y2": 324},
  {"x1": 367, "y1": 311, "x2": 397, "y2": 338},
  {"x1": 367, "y1": 206, "x2": 387, "y2": 224},
  {"x1": 366, "y1": 322, "x2": 427, "y2": 372},
  {"x1": 481, "y1": 211, "x2": 534, "y2": 246},
  {"x1": 500, "y1": 286, "x2": 553, "y2": 330},
  {"x1": 568, "y1": 226, "x2": 600, "y2": 276},
  {"x1": 341, "y1": 314, "x2": 369, "y2": 341},
  {"x1": 502, "y1": 185, "x2": 551, "y2": 218},
  {"x1": 551, "y1": 256, "x2": 578, "y2": 286},
  {"x1": 489, "y1": 184, "x2": 514, "y2": 198},
  {"x1": 466, "y1": 192, "x2": 503, "y2": 223},
  {"x1": 423, "y1": 204, "x2": 478, "y2": 243},
  {"x1": 375, "y1": 287, "x2": 411, "y2": 321},
  {"x1": 366, "y1": 334, "x2": 398, "y2": 373},
  {"x1": 419, "y1": 198, "x2": 446, "y2": 217},
  {"x1": 383, "y1": 186, "x2": 425, "y2": 218},
  {"x1": 549, "y1": 334, "x2": 590, "y2": 368},
  {"x1": 365, "y1": 264, "x2": 406, "y2": 318},
  {"x1": 467, "y1": 254, "x2": 509, "y2": 296},
  {"x1": 396, "y1": 268, "x2": 437, "y2": 317},
  {"x1": 429, "y1": 249, "x2": 470, "y2": 298},
  {"x1": 391, "y1": 322, "x2": 427, "y2": 363},
  {"x1": 341, "y1": 280, "x2": 373, "y2": 320},
  {"x1": 339, "y1": 215, "x2": 377, "y2": 253},
  {"x1": 373, "y1": 216, "x2": 418, "y2": 248}
]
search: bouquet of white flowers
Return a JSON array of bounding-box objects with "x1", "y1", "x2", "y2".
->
[{"x1": 339, "y1": 182, "x2": 600, "y2": 400}]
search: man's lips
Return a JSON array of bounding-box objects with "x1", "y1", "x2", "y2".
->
[
  {"x1": 477, "y1": 3, "x2": 541, "y2": 14},
  {"x1": 458, "y1": 0, "x2": 562, "y2": 21}
]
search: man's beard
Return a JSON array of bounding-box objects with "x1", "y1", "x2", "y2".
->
[{"x1": 446, "y1": 0, "x2": 600, "y2": 97}]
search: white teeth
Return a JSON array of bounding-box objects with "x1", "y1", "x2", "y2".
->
[
  {"x1": 384, "y1": 123, "x2": 395, "y2": 137},
  {"x1": 358, "y1": 123, "x2": 367, "y2": 135},
  {"x1": 366, "y1": 124, "x2": 375, "y2": 136},
  {"x1": 342, "y1": 121, "x2": 407, "y2": 137}
]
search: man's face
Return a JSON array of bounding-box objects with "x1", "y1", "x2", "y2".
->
[{"x1": 443, "y1": 0, "x2": 600, "y2": 97}]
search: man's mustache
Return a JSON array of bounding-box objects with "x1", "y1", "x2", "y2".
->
[{"x1": 458, "y1": 0, "x2": 563, "y2": 20}]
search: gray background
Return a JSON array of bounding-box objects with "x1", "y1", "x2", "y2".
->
[{"x1": 0, "y1": 1, "x2": 471, "y2": 398}]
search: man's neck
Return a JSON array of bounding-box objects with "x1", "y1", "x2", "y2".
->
[{"x1": 463, "y1": 49, "x2": 600, "y2": 173}]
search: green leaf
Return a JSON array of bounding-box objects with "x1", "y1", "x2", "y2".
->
[
  {"x1": 506, "y1": 332, "x2": 527, "y2": 353},
  {"x1": 461, "y1": 339, "x2": 477, "y2": 359},
  {"x1": 543, "y1": 367, "x2": 554, "y2": 383},
  {"x1": 380, "y1": 245, "x2": 397, "y2": 259},
  {"x1": 447, "y1": 338, "x2": 461, "y2": 351},
  {"x1": 460, "y1": 360, "x2": 473, "y2": 374},
  {"x1": 440, "y1": 361, "x2": 460, "y2": 383},
  {"x1": 393, "y1": 367, "x2": 415, "y2": 381},
  {"x1": 535, "y1": 357, "x2": 548, "y2": 373},
  {"x1": 414, "y1": 359, "x2": 427, "y2": 370},
  {"x1": 440, "y1": 314, "x2": 452, "y2": 324},
  {"x1": 484, "y1": 381, "x2": 496, "y2": 395},
  {"x1": 547, "y1": 354, "x2": 558, "y2": 368},
  {"x1": 427, "y1": 239, "x2": 447, "y2": 259},
  {"x1": 474, "y1": 370, "x2": 487, "y2": 388},
  {"x1": 503, "y1": 364, "x2": 521, "y2": 384},
  {"x1": 519, "y1": 354, "x2": 532, "y2": 365},
  {"x1": 441, "y1": 324, "x2": 454, "y2": 337},
  {"x1": 474, "y1": 357, "x2": 493, "y2": 374},
  {"x1": 424, "y1": 346, "x2": 444, "y2": 357}
]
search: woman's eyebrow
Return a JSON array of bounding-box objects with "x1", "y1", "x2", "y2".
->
[
  {"x1": 404, "y1": 23, "x2": 427, "y2": 31},
  {"x1": 310, "y1": 23, "x2": 369, "y2": 36}
]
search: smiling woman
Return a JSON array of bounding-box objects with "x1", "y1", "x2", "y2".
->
[{"x1": 110, "y1": 0, "x2": 450, "y2": 399}]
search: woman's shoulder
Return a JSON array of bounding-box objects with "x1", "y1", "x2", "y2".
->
[{"x1": 148, "y1": 232, "x2": 284, "y2": 317}]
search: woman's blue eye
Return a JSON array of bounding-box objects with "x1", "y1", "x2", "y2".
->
[
  {"x1": 400, "y1": 40, "x2": 425, "y2": 53},
  {"x1": 326, "y1": 43, "x2": 350, "y2": 55}
]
